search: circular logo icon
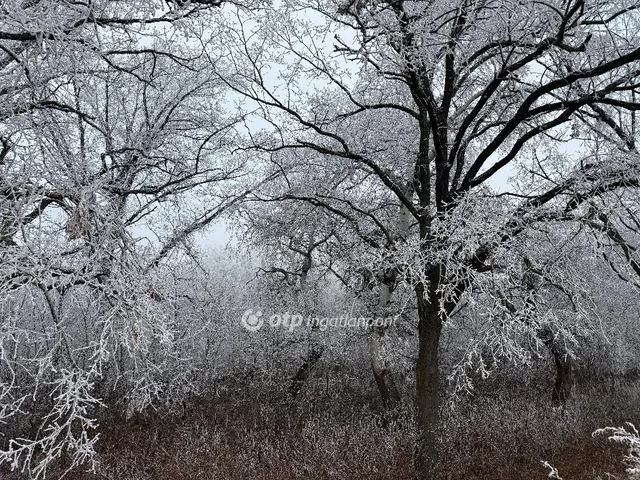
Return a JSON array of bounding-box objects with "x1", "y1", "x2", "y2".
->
[{"x1": 240, "y1": 309, "x2": 263, "y2": 332}]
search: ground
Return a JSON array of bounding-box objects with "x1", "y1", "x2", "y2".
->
[{"x1": 15, "y1": 371, "x2": 635, "y2": 480}]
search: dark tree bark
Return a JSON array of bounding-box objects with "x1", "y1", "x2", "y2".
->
[
  {"x1": 414, "y1": 279, "x2": 444, "y2": 480},
  {"x1": 539, "y1": 327, "x2": 573, "y2": 406},
  {"x1": 289, "y1": 345, "x2": 324, "y2": 398},
  {"x1": 550, "y1": 344, "x2": 573, "y2": 406}
]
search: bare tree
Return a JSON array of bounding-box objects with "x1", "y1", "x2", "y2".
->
[
  {"x1": 0, "y1": 0, "x2": 260, "y2": 476},
  {"x1": 214, "y1": 0, "x2": 640, "y2": 477}
]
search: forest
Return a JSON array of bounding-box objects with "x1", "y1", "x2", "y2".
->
[{"x1": 1, "y1": 0, "x2": 640, "y2": 479}]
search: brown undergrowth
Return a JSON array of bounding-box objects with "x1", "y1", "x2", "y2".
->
[{"x1": 3, "y1": 375, "x2": 638, "y2": 480}]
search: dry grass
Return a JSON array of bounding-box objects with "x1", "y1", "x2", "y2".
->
[
  {"x1": 439, "y1": 381, "x2": 639, "y2": 479},
  {"x1": 3, "y1": 374, "x2": 639, "y2": 480},
  {"x1": 90, "y1": 385, "x2": 415, "y2": 480}
]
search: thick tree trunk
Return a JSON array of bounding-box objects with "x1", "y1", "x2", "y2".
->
[{"x1": 414, "y1": 282, "x2": 443, "y2": 480}]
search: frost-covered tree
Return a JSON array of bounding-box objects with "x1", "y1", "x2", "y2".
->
[
  {"x1": 214, "y1": 0, "x2": 640, "y2": 477},
  {"x1": 0, "y1": 1, "x2": 257, "y2": 477},
  {"x1": 236, "y1": 156, "x2": 410, "y2": 405}
]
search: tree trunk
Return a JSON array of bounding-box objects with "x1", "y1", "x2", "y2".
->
[
  {"x1": 524, "y1": 260, "x2": 574, "y2": 406},
  {"x1": 288, "y1": 255, "x2": 326, "y2": 399},
  {"x1": 370, "y1": 277, "x2": 401, "y2": 409},
  {"x1": 551, "y1": 345, "x2": 573, "y2": 406},
  {"x1": 538, "y1": 327, "x2": 573, "y2": 406},
  {"x1": 368, "y1": 196, "x2": 412, "y2": 410},
  {"x1": 289, "y1": 345, "x2": 324, "y2": 398},
  {"x1": 414, "y1": 281, "x2": 443, "y2": 480},
  {"x1": 371, "y1": 325, "x2": 401, "y2": 409}
]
